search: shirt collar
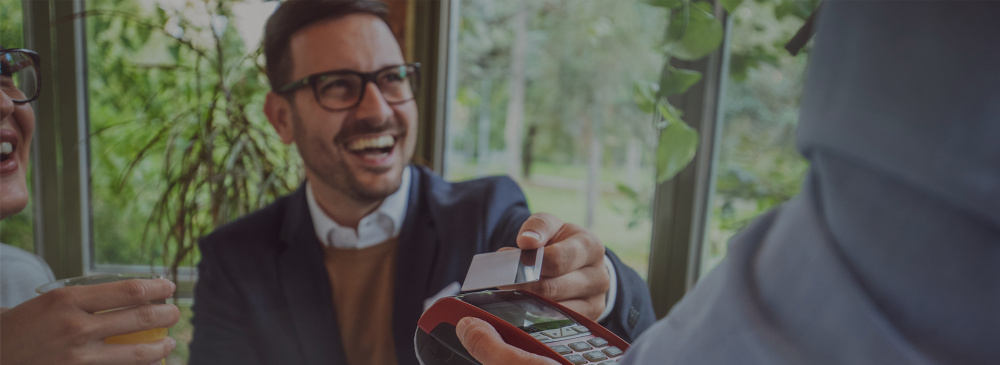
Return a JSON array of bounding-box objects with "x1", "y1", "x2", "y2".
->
[{"x1": 305, "y1": 165, "x2": 411, "y2": 250}]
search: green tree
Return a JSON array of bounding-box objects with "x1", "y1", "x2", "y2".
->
[
  {"x1": 84, "y1": 0, "x2": 299, "y2": 279},
  {"x1": 702, "y1": 0, "x2": 819, "y2": 274},
  {"x1": 453, "y1": 0, "x2": 664, "y2": 228}
]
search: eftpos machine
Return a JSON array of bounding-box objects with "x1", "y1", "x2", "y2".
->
[{"x1": 415, "y1": 290, "x2": 629, "y2": 365}]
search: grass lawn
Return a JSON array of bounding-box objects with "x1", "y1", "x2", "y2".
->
[
  {"x1": 520, "y1": 182, "x2": 652, "y2": 279},
  {"x1": 447, "y1": 160, "x2": 655, "y2": 279}
]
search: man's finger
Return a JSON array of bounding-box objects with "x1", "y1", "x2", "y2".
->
[
  {"x1": 95, "y1": 337, "x2": 177, "y2": 365},
  {"x1": 550, "y1": 297, "x2": 607, "y2": 321},
  {"x1": 538, "y1": 230, "x2": 604, "y2": 277},
  {"x1": 74, "y1": 279, "x2": 176, "y2": 314},
  {"x1": 456, "y1": 317, "x2": 560, "y2": 365},
  {"x1": 500, "y1": 264, "x2": 609, "y2": 302},
  {"x1": 92, "y1": 303, "x2": 181, "y2": 339},
  {"x1": 516, "y1": 213, "x2": 564, "y2": 249}
]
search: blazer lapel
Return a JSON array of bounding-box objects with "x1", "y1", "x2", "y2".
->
[{"x1": 277, "y1": 185, "x2": 348, "y2": 365}]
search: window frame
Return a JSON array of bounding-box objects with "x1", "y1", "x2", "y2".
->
[
  {"x1": 647, "y1": 8, "x2": 731, "y2": 317},
  {"x1": 25, "y1": 0, "x2": 196, "y2": 300},
  {"x1": 25, "y1": 0, "x2": 92, "y2": 281}
]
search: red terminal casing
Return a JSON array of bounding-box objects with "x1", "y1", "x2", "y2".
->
[{"x1": 417, "y1": 290, "x2": 629, "y2": 365}]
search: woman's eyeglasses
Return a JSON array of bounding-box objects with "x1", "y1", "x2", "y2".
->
[{"x1": 1, "y1": 48, "x2": 42, "y2": 104}]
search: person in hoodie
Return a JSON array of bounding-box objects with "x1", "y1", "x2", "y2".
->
[{"x1": 455, "y1": 1, "x2": 1000, "y2": 364}]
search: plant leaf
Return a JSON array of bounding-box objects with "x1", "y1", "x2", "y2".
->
[
  {"x1": 644, "y1": 0, "x2": 685, "y2": 9},
  {"x1": 663, "y1": 5, "x2": 688, "y2": 44},
  {"x1": 616, "y1": 182, "x2": 640, "y2": 201},
  {"x1": 656, "y1": 119, "x2": 699, "y2": 183},
  {"x1": 659, "y1": 67, "x2": 702, "y2": 96},
  {"x1": 656, "y1": 98, "x2": 684, "y2": 126},
  {"x1": 633, "y1": 80, "x2": 659, "y2": 113},
  {"x1": 720, "y1": 0, "x2": 744, "y2": 14},
  {"x1": 665, "y1": 1, "x2": 724, "y2": 61}
]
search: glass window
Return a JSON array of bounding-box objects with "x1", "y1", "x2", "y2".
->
[
  {"x1": 445, "y1": 0, "x2": 667, "y2": 277},
  {"x1": 700, "y1": 0, "x2": 817, "y2": 276},
  {"x1": 81, "y1": 1, "x2": 287, "y2": 362},
  {"x1": 0, "y1": 0, "x2": 36, "y2": 254},
  {"x1": 83, "y1": 0, "x2": 294, "y2": 270}
]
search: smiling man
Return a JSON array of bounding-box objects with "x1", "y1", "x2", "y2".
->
[
  {"x1": 188, "y1": 1, "x2": 655, "y2": 365},
  {"x1": 268, "y1": 13, "x2": 419, "y2": 228}
]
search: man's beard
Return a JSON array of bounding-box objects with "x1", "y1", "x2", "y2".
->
[{"x1": 290, "y1": 110, "x2": 408, "y2": 204}]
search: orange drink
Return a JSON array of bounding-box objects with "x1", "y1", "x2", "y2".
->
[
  {"x1": 104, "y1": 327, "x2": 170, "y2": 344},
  {"x1": 36, "y1": 273, "x2": 172, "y2": 348}
]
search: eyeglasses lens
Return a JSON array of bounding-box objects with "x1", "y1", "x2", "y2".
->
[
  {"x1": 0, "y1": 51, "x2": 39, "y2": 103},
  {"x1": 315, "y1": 65, "x2": 416, "y2": 110},
  {"x1": 315, "y1": 74, "x2": 364, "y2": 110},
  {"x1": 377, "y1": 66, "x2": 415, "y2": 103}
]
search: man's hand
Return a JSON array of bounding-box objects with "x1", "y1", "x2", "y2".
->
[
  {"x1": 457, "y1": 317, "x2": 560, "y2": 365},
  {"x1": 0, "y1": 278, "x2": 181, "y2": 365},
  {"x1": 500, "y1": 212, "x2": 610, "y2": 320}
]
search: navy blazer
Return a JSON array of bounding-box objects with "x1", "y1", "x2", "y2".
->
[{"x1": 189, "y1": 165, "x2": 654, "y2": 365}]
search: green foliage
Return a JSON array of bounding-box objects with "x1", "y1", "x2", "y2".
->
[
  {"x1": 772, "y1": 0, "x2": 816, "y2": 20},
  {"x1": 635, "y1": 0, "x2": 729, "y2": 184},
  {"x1": 663, "y1": 1, "x2": 724, "y2": 61},
  {"x1": 614, "y1": 183, "x2": 649, "y2": 230},
  {"x1": 720, "y1": 0, "x2": 744, "y2": 13},
  {"x1": 659, "y1": 66, "x2": 702, "y2": 97},
  {"x1": 633, "y1": 80, "x2": 659, "y2": 114},
  {"x1": 0, "y1": 0, "x2": 25, "y2": 47},
  {"x1": 728, "y1": 44, "x2": 780, "y2": 81},
  {"x1": 637, "y1": 0, "x2": 817, "y2": 188},
  {"x1": 656, "y1": 119, "x2": 698, "y2": 183},
  {"x1": 449, "y1": 0, "x2": 662, "y2": 272},
  {"x1": 453, "y1": 0, "x2": 663, "y2": 168},
  {"x1": 644, "y1": 0, "x2": 684, "y2": 9},
  {"x1": 727, "y1": 0, "x2": 820, "y2": 81},
  {"x1": 84, "y1": 0, "x2": 299, "y2": 278},
  {"x1": 700, "y1": 0, "x2": 817, "y2": 275}
]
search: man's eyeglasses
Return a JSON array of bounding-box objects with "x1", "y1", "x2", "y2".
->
[
  {"x1": 278, "y1": 63, "x2": 419, "y2": 112},
  {"x1": 0, "y1": 49, "x2": 41, "y2": 104}
]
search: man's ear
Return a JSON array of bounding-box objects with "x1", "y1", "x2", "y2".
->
[{"x1": 264, "y1": 91, "x2": 295, "y2": 144}]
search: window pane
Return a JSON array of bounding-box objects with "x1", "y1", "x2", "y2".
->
[
  {"x1": 0, "y1": 0, "x2": 36, "y2": 254},
  {"x1": 84, "y1": 0, "x2": 295, "y2": 273},
  {"x1": 446, "y1": 0, "x2": 666, "y2": 278},
  {"x1": 700, "y1": 1, "x2": 817, "y2": 277}
]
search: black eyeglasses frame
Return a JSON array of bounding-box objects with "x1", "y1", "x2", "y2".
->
[
  {"x1": 0, "y1": 48, "x2": 42, "y2": 104},
  {"x1": 276, "y1": 63, "x2": 420, "y2": 112}
]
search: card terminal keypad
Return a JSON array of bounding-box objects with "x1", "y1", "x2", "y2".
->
[{"x1": 529, "y1": 324, "x2": 624, "y2": 364}]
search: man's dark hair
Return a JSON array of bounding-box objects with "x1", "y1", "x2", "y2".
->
[{"x1": 263, "y1": 0, "x2": 389, "y2": 92}]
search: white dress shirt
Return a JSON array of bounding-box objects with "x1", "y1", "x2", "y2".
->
[{"x1": 306, "y1": 166, "x2": 411, "y2": 250}]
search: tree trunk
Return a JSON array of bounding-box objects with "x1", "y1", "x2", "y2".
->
[
  {"x1": 625, "y1": 138, "x2": 641, "y2": 186},
  {"x1": 476, "y1": 79, "x2": 492, "y2": 176},
  {"x1": 522, "y1": 124, "x2": 537, "y2": 179},
  {"x1": 504, "y1": 3, "x2": 527, "y2": 181},
  {"x1": 584, "y1": 113, "x2": 602, "y2": 229}
]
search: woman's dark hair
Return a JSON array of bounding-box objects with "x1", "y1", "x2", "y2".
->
[{"x1": 263, "y1": 0, "x2": 389, "y2": 91}]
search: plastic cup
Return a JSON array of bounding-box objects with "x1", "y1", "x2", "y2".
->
[{"x1": 36, "y1": 273, "x2": 171, "y2": 360}]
